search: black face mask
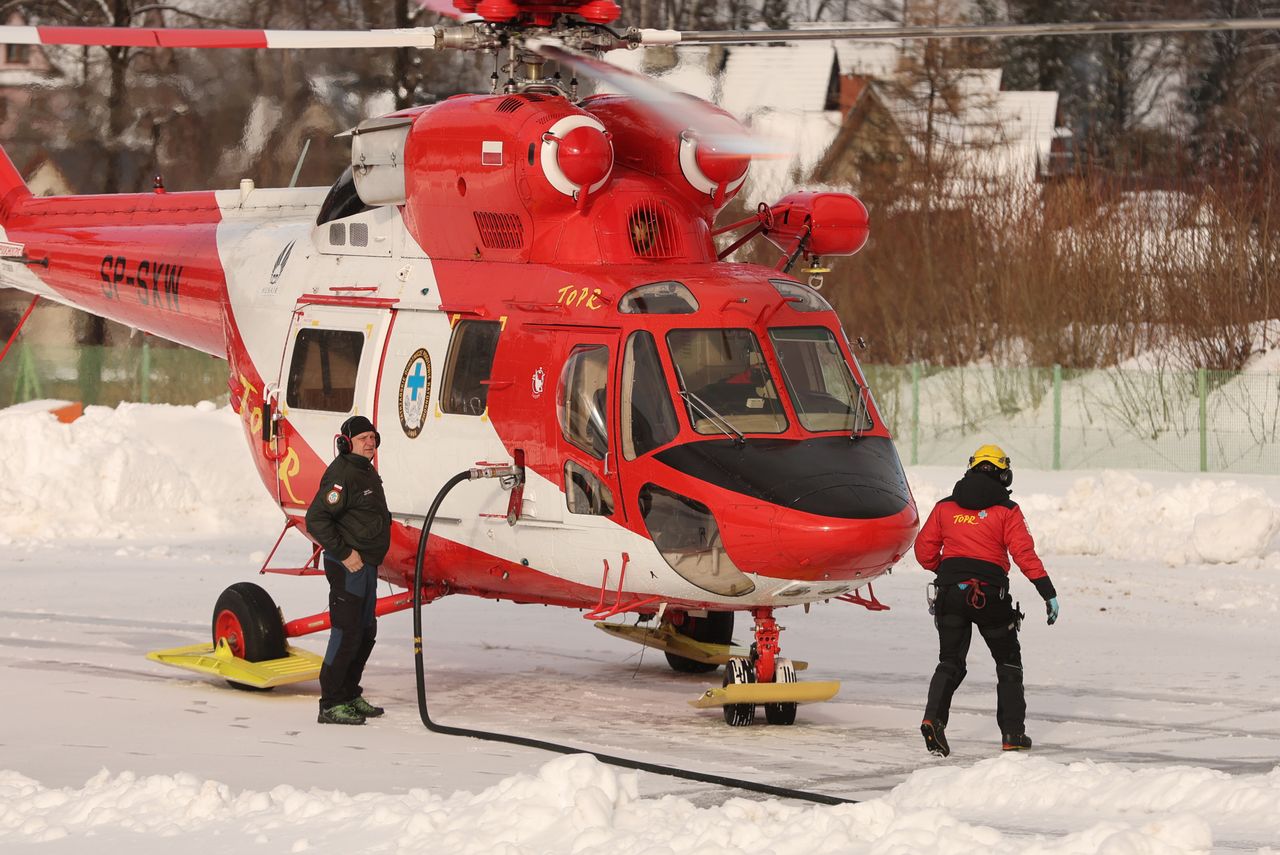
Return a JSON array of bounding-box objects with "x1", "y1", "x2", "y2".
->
[{"x1": 973, "y1": 463, "x2": 1012, "y2": 488}]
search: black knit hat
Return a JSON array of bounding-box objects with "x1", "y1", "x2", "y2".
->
[{"x1": 340, "y1": 415, "x2": 377, "y2": 439}]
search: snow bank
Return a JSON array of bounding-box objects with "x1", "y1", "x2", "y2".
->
[
  {"x1": 5, "y1": 402, "x2": 1278, "y2": 567},
  {"x1": 911, "y1": 469, "x2": 1280, "y2": 566},
  {"x1": 2, "y1": 754, "x2": 1276, "y2": 853},
  {"x1": 0, "y1": 403, "x2": 277, "y2": 544}
]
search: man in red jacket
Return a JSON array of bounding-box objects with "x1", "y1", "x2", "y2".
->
[{"x1": 914, "y1": 444, "x2": 1060, "y2": 757}]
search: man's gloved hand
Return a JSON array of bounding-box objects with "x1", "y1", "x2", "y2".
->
[
  {"x1": 342, "y1": 551, "x2": 364, "y2": 572},
  {"x1": 1046, "y1": 596, "x2": 1059, "y2": 626}
]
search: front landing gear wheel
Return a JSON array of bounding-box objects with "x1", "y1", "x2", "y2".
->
[
  {"x1": 764, "y1": 657, "x2": 798, "y2": 725},
  {"x1": 212, "y1": 582, "x2": 287, "y2": 692},
  {"x1": 665, "y1": 611, "x2": 734, "y2": 673},
  {"x1": 722, "y1": 657, "x2": 756, "y2": 726}
]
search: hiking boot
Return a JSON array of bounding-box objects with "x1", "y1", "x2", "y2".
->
[
  {"x1": 349, "y1": 696, "x2": 385, "y2": 718},
  {"x1": 921, "y1": 720, "x2": 951, "y2": 757},
  {"x1": 1001, "y1": 732, "x2": 1032, "y2": 751},
  {"x1": 317, "y1": 702, "x2": 366, "y2": 725}
]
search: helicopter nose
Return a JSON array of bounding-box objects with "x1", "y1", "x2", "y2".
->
[
  {"x1": 652, "y1": 436, "x2": 919, "y2": 581},
  {"x1": 653, "y1": 436, "x2": 913, "y2": 519}
]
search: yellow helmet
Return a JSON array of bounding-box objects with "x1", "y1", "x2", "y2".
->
[{"x1": 969, "y1": 444, "x2": 1010, "y2": 470}]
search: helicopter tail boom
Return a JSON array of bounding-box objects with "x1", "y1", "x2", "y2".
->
[{"x1": 0, "y1": 159, "x2": 231, "y2": 356}]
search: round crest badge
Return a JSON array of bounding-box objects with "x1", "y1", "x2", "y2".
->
[{"x1": 398, "y1": 348, "x2": 432, "y2": 438}]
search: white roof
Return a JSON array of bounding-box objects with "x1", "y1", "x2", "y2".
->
[
  {"x1": 883, "y1": 69, "x2": 1059, "y2": 180},
  {"x1": 719, "y1": 44, "x2": 836, "y2": 116}
]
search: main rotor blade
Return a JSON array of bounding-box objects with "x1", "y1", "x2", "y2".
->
[
  {"x1": 0, "y1": 25, "x2": 436, "y2": 50},
  {"x1": 642, "y1": 17, "x2": 1280, "y2": 45},
  {"x1": 533, "y1": 41, "x2": 785, "y2": 156}
]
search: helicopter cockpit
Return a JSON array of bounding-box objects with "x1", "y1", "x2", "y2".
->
[{"x1": 548, "y1": 274, "x2": 899, "y2": 597}]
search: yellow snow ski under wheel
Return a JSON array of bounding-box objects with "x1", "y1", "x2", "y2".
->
[{"x1": 147, "y1": 638, "x2": 322, "y2": 689}]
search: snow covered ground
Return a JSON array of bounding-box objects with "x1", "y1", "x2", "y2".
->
[{"x1": 2, "y1": 403, "x2": 1279, "y2": 853}]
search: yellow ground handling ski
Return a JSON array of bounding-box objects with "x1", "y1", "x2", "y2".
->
[
  {"x1": 689, "y1": 680, "x2": 840, "y2": 709},
  {"x1": 147, "y1": 639, "x2": 322, "y2": 689},
  {"x1": 594, "y1": 620, "x2": 808, "y2": 670}
]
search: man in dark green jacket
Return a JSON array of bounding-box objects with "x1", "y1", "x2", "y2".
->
[{"x1": 305, "y1": 415, "x2": 392, "y2": 725}]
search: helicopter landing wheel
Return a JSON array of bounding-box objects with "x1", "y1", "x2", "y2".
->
[
  {"x1": 665, "y1": 610, "x2": 733, "y2": 674},
  {"x1": 764, "y1": 657, "x2": 798, "y2": 725},
  {"x1": 212, "y1": 582, "x2": 287, "y2": 692},
  {"x1": 722, "y1": 656, "x2": 756, "y2": 726}
]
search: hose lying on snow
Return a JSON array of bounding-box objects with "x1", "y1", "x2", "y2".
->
[{"x1": 411, "y1": 467, "x2": 857, "y2": 806}]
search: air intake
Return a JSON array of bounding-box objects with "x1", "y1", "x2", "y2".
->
[
  {"x1": 627, "y1": 199, "x2": 681, "y2": 258},
  {"x1": 496, "y1": 96, "x2": 524, "y2": 114},
  {"x1": 474, "y1": 211, "x2": 525, "y2": 250}
]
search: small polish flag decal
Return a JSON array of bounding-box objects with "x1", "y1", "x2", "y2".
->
[
  {"x1": 481, "y1": 141, "x2": 503, "y2": 166},
  {"x1": 0, "y1": 241, "x2": 25, "y2": 257}
]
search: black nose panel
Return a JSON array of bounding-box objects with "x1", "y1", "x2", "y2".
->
[{"x1": 653, "y1": 436, "x2": 911, "y2": 520}]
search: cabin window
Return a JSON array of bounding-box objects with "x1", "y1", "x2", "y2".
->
[
  {"x1": 769, "y1": 279, "x2": 832, "y2": 312},
  {"x1": 769, "y1": 327, "x2": 871, "y2": 433},
  {"x1": 285, "y1": 328, "x2": 364, "y2": 412},
  {"x1": 666, "y1": 329, "x2": 787, "y2": 435},
  {"x1": 441, "y1": 320, "x2": 501, "y2": 415},
  {"x1": 621, "y1": 331, "x2": 678, "y2": 460},
  {"x1": 564, "y1": 460, "x2": 614, "y2": 516},
  {"x1": 618, "y1": 281, "x2": 698, "y2": 314},
  {"x1": 558, "y1": 344, "x2": 610, "y2": 459}
]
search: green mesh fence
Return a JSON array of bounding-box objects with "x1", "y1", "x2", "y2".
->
[
  {"x1": 866, "y1": 363, "x2": 1280, "y2": 474},
  {"x1": 0, "y1": 341, "x2": 229, "y2": 408},
  {"x1": 2, "y1": 343, "x2": 1277, "y2": 474}
]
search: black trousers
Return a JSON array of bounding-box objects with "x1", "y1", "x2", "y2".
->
[
  {"x1": 924, "y1": 583, "x2": 1026, "y2": 736},
  {"x1": 319, "y1": 554, "x2": 378, "y2": 710}
]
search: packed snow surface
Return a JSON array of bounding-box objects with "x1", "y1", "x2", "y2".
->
[{"x1": 3, "y1": 403, "x2": 1279, "y2": 854}]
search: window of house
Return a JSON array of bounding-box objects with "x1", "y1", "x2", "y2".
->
[
  {"x1": 441, "y1": 320, "x2": 501, "y2": 415},
  {"x1": 5, "y1": 45, "x2": 31, "y2": 65},
  {"x1": 285, "y1": 328, "x2": 364, "y2": 412},
  {"x1": 621, "y1": 331, "x2": 678, "y2": 459},
  {"x1": 564, "y1": 460, "x2": 614, "y2": 516},
  {"x1": 558, "y1": 344, "x2": 610, "y2": 459}
]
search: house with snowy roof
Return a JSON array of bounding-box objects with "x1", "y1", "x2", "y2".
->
[{"x1": 609, "y1": 28, "x2": 1066, "y2": 201}]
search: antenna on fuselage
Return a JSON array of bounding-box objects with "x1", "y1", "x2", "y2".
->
[{"x1": 288, "y1": 139, "x2": 312, "y2": 189}]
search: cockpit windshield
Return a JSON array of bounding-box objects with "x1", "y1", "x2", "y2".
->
[
  {"x1": 666, "y1": 329, "x2": 787, "y2": 435},
  {"x1": 769, "y1": 327, "x2": 872, "y2": 433}
]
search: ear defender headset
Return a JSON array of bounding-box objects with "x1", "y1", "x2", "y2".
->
[{"x1": 335, "y1": 415, "x2": 381, "y2": 456}]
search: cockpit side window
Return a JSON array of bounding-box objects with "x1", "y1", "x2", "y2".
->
[
  {"x1": 769, "y1": 327, "x2": 872, "y2": 432},
  {"x1": 666, "y1": 329, "x2": 787, "y2": 435},
  {"x1": 622, "y1": 331, "x2": 679, "y2": 460},
  {"x1": 558, "y1": 344, "x2": 610, "y2": 459},
  {"x1": 317, "y1": 167, "x2": 374, "y2": 226},
  {"x1": 441, "y1": 320, "x2": 501, "y2": 416}
]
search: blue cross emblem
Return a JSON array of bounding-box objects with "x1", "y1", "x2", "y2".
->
[{"x1": 407, "y1": 361, "x2": 426, "y2": 401}]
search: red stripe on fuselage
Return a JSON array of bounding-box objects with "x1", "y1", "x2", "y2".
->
[{"x1": 5, "y1": 191, "x2": 229, "y2": 355}]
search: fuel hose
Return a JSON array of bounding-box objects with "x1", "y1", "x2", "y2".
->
[{"x1": 411, "y1": 468, "x2": 858, "y2": 806}]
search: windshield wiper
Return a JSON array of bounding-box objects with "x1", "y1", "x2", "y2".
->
[
  {"x1": 679, "y1": 388, "x2": 746, "y2": 445},
  {"x1": 850, "y1": 385, "x2": 870, "y2": 441}
]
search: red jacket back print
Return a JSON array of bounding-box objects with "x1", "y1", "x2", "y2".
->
[{"x1": 913, "y1": 469, "x2": 1057, "y2": 601}]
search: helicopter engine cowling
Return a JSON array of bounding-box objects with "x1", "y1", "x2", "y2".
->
[
  {"x1": 580, "y1": 95, "x2": 750, "y2": 215},
  {"x1": 399, "y1": 93, "x2": 712, "y2": 265}
]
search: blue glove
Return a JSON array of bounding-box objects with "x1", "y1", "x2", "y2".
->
[{"x1": 1046, "y1": 597, "x2": 1059, "y2": 626}]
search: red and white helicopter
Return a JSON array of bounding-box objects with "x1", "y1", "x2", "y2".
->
[{"x1": 1, "y1": 4, "x2": 1274, "y2": 726}]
